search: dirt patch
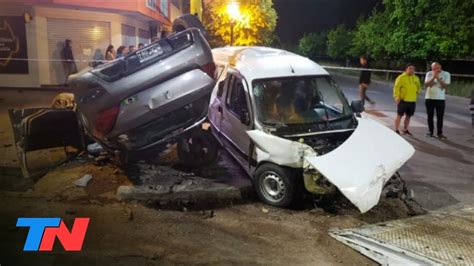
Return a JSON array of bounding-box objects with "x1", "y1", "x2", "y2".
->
[
  {"x1": 22, "y1": 159, "x2": 130, "y2": 203},
  {"x1": 0, "y1": 147, "x2": 421, "y2": 265},
  {"x1": 0, "y1": 195, "x2": 380, "y2": 265}
]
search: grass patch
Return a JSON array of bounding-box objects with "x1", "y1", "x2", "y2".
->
[{"x1": 448, "y1": 81, "x2": 473, "y2": 98}]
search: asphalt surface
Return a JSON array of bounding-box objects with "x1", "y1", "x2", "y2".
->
[
  {"x1": 331, "y1": 72, "x2": 473, "y2": 210},
  {"x1": 0, "y1": 76, "x2": 473, "y2": 211}
]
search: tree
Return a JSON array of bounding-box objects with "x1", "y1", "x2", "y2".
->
[
  {"x1": 326, "y1": 25, "x2": 354, "y2": 59},
  {"x1": 353, "y1": 0, "x2": 474, "y2": 60},
  {"x1": 298, "y1": 32, "x2": 328, "y2": 59},
  {"x1": 351, "y1": 12, "x2": 389, "y2": 59},
  {"x1": 202, "y1": 0, "x2": 278, "y2": 47}
]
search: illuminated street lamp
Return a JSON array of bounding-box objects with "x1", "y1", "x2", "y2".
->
[{"x1": 226, "y1": 1, "x2": 240, "y2": 46}]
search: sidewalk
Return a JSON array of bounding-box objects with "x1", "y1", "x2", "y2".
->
[{"x1": 330, "y1": 203, "x2": 474, "y2": 264}]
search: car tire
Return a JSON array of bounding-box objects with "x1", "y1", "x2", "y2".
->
[
  {"x1": 177, "y1": 129, "x2": 218, "y2": 167},
  {"x1": 172, "y1": 14, "x2": 207, "y2": 37},
  {"x1": 253, "y1": 163, "x2": 302, "y2": 208}
]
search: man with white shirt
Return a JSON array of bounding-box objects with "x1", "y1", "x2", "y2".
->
[{"x1": 424, "y1": 62, "x2": 450, "y2": 139}]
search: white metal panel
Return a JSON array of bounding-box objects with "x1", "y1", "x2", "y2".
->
[
  {"x1": 304, "y1": 117, "x2": 415, "y2": 213},
  {"x1": 330, "y1": 205, "x2": 474, "y2": 265},
  {"x1": 47, "y1": 18, "x2": 110, "y2": 84}
]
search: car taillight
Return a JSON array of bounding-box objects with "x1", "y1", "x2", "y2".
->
[
  {"x1": 201, "y1": 62, "x2": 216, "y2": 79},
  {"x1": 93, "y1": 106, "x2": 120, "y2": 138}
]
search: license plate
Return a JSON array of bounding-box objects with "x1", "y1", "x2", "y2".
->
[{"x1": 137, "y1": 43, "x2": 164, "y2": 63}]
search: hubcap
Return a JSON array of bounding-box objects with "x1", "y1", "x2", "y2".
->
[{"x1": 260, "y1": 171, "x2": 286, "y2": 203}]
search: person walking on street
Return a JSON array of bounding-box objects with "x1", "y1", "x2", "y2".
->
[
  {"x1": 393, "y1": 64, "x2": 421, "y2": 135},
  {"x1": 425, "y1": 62, "x2": 450, "y2": 139},
  {"x1": 359, "y1": 55, "x2": 375, "y2": 106}
]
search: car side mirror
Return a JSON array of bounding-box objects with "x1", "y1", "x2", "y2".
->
[
  {"x1": 240, "y1": 109, "x2": 250, "y2": 125},
  {"x1": 351, "y1": 100, "x2": 365, "y2": 113}
]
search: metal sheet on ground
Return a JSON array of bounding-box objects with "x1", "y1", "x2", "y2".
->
[{"x1": 329, "y1": 205, "x2": 474, "y2": 265}]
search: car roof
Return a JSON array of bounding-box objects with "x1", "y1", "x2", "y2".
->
[{"x1": 212, "y1": 46, "x2": 329, "y2": 82}]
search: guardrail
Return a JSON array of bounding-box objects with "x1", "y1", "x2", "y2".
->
[{"x1": 1, "y1": 57, "x2": 474, "y2": 78}]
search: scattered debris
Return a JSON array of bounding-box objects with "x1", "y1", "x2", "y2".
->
[
  {"x1": 200, "y1": 210, "x2": 215, "y2": 219},
  {"x1": 94, "y1": 155, "x2": 110, "y2": 165},
  {"x1": 74, "y1": 174, "x2": 93, "y2": 187},
  {"x1": 87, "y1": 142, "x2": 104, "y2": 154},
  {"x1": 262, "y1": 207, "x2": 269, "y2": 214},
  {"x1": 124, "y1": 207, "x2": 134, "y2": 221},
  {"x1": 51, "y1": 93, "x2": 75, "y2": 109}
]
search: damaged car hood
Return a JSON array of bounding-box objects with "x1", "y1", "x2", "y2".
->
[
  {"x1": 304, "y1": 118, "x2": 415, "y2": 213},
  {"x1": 248, "y1": 117, "x2": 415, "y2": 213}
]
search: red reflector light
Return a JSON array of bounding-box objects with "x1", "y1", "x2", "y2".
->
[
  {"x1": 201, "y1": 62, "x2": 216, "y2": 79},
  {"x1": 93, "y1": 106, "x2": 120, "y2": 138}
]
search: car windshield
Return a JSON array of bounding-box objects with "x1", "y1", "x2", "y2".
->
[{"x1": 252, "y1": 76, "x2": 352, "y2": 126}]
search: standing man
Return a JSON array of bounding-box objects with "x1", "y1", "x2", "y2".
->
[
  {"x1": 393, "y1": 64, "x2": 421, "y2": 135},
  {"x1": 359, "y1": 55, "x2": 375, "y2": 106},
  {"x1": 424, "y1": 62, "x2": 450, "y2": 139},
  {"x1": 61, "y1": 39, "x2": 77, "y2": 84}
]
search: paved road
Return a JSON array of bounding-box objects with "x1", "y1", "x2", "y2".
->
[
  {"x1": 332, "y1": 73, "x2": 474, "y2": 210},
  {"x1": 1, "y1": 81, "x2": 473, "y2": 210}
]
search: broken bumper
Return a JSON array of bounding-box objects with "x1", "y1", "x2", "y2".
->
[{"x1": 304, "y1": 118, "x2": 415, "y2": 213}]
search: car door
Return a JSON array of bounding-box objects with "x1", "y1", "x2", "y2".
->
[
  {"x1": 219, "y1": 72, "x2": 253, "y2": 171},
  {"x1": 208, "y1": 64, "x2": 228, "y2": 144},
  {"x1": 9, "y1": 108, "x2": 85, "y2": 178}
]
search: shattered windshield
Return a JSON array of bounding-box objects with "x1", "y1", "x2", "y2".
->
[{"x1": 252, "y1": 76, "x2": 352, "y2": 126}]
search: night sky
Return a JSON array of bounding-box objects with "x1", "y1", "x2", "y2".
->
[{"x1": 274, "y1": 0, "x2": 381, "y2": 44}]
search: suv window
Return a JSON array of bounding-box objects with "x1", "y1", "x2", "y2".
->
[{"x1": 226, "y1": 77, "x2": 248, "y2": 118}]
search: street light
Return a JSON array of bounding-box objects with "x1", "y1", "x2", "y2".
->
[{"x1": 226, "y1": 1, "x2": 240, "y2": 46}]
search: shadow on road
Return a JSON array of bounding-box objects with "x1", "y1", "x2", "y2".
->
[{"x1": 408, "y1": 136, "x2": 472, "y2": 165}]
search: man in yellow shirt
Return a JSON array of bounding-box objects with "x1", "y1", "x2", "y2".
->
[{"x1": 393, "y1": 64, "x2": 421, "y2": 135}]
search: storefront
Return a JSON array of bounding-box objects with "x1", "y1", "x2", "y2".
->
[{"x1": 0, "y1": 0, "x2": 176, "y2": 87}]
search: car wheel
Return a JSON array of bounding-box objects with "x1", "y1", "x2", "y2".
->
[
  {"x1": 177, "y1": 129, "x2": 218, "y2": 167},
  {"x1": 254, "y1": 164, "x2": 300, "y2": 208},
  {"x1": 172, "y1": 14, "x2": 207, "y2": 37}
]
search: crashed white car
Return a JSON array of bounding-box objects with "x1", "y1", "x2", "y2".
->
[{"x1": 208, "y1": 47, "x2": 414, "y2": 213}]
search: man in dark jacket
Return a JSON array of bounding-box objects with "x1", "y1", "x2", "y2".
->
[{"x1": 61, "y1": 39, "x2": 77, "y2": 84}]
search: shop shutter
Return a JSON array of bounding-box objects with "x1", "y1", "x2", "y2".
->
[
  {"x1": 47, "y1": 18, "x2": 110, "y2": 85},
  {"x1": 138, "y1": 29, "x2": 150, "y2": 45},
  {"x1": 121, "y1": 24, "x2": 136, "y2": 47}
]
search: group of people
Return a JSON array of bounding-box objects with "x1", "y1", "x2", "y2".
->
[
  {"x1": 104, "y1": 43, "x2": 145, "y2": 61},
  {"x1": 359, "y1": 57, "x2": 451, "y2": 139}
]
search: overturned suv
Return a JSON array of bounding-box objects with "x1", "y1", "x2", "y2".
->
[
  {"x1": 209, "y1": 47, "x2": 415, "y2": 213},
  {"x1": 10, "y1": 15, "x2": 218, "y2": 177}
]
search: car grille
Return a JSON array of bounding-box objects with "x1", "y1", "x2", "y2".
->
[{"x1": 291, "y1": 130, "x2": 354, "y2": 155}]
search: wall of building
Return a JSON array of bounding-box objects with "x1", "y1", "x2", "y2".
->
[
  {"x1": 0, "y1": 4, "x2": 156, "y2": 87},
  {"x1": 0, "y1": 5, "x2": 39, "y2": 87}
]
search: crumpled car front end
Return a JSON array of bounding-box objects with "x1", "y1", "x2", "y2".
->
[{"x1": 248, "y1": 117, "x2": 415, "y2": 213}]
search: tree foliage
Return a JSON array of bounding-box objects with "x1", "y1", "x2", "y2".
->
[
  {"x1": 353, "y1": 0, "x2": 474, "y2": 60},
  {"x1": 326, "y1": 25, "x2": 354, "y2": 59},
  {"x1": 203, "y1": 0, "x2": 277, "y2": 47},
  {"x1": 351, "y1": 11, "x2": 389, "y2": 59},
  {"x1": 298, "y1": 32, "x2": 328, "y2": 59}
]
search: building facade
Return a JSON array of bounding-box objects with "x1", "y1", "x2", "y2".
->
[{"x1": 0, "y1": 0, "x2": 187, "y2": 87}]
